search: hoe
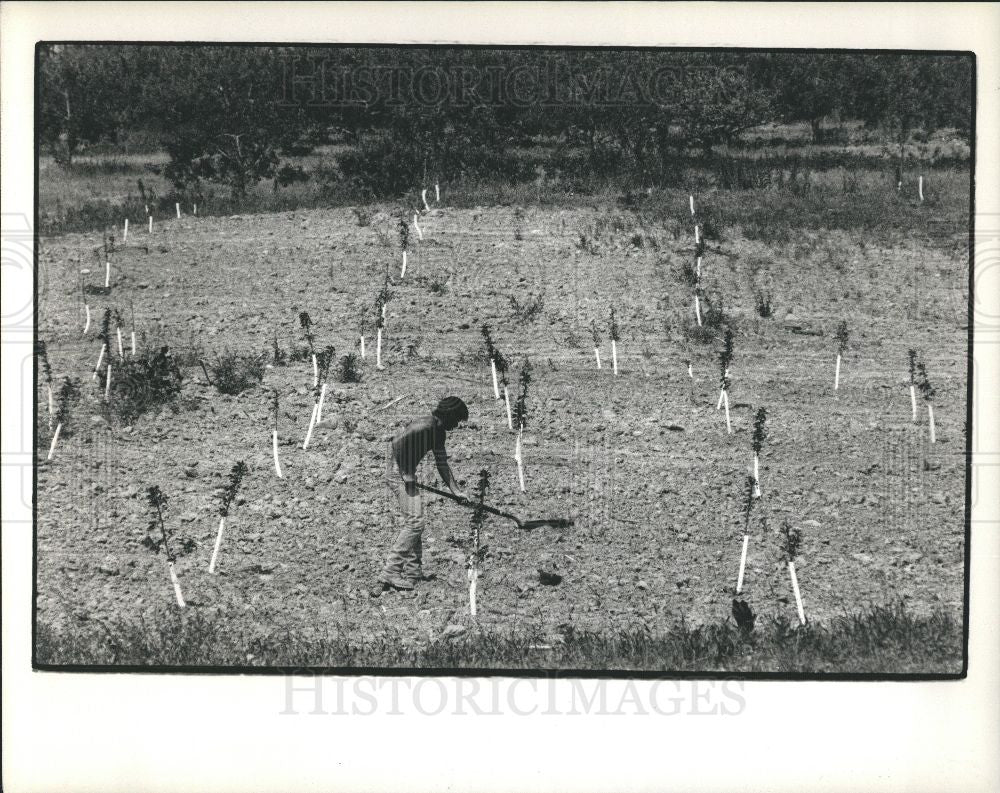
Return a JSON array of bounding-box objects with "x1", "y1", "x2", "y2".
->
[{"x1": 416, "y1": 483, "x2": 574, "y2": 531}]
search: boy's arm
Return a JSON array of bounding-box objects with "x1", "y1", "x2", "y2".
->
[{"x1": 433, "y1": 432, "x2": 467, "y2": 500}]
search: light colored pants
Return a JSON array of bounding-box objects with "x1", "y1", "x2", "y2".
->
[{"x1": 381, "y1": 443, "x2": 424, "y2": 580}]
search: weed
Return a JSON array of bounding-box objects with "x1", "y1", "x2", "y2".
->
[
  {"x1": 509, "y1": 294, "x2": 544, "y2": 323},
  {"x1": 271, "y1": 332, "x2": 287, "y2": 366},
  {"x1": 754, "y1": 291, "x2": 774, "y2": 318}
]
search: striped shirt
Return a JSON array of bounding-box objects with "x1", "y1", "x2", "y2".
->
[{"x1": 391, "y1": 414, "x2": 453, "y2": 485}]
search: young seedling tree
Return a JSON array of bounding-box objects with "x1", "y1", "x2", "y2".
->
[
  {"x1": 270, "y1": 389, "x2": 284, "y2": 478},
  {"x1": 780, "y1": 520, "x2": 807, "y2": 625},
  {"x1": 47, "y1": 377, "x2": 81, "y2": 460},
  {"x1": 591, "y1": 320, "x2": 602, "y2": 369},
  {"x1": 37, "y1": 340, "x2": 54, "y2": 429},
  {"x1": 374, "y1": 280, "x2": 393, "y2": 371},
  {"x1": 916, "y1": 360, "x2": 937, "y2": 443},
  {"x1": 93, "y1": 308, "x2": 112, "y2": 383},
  {"x1": 609, "y1": 307, "x2": 621, "y2": 376},
  {"x1": 751, "y1": 407, "x2": 767, "y2": 498},
  {"x1": 735, "y1": 474, "x2": 756, "y2": 595},
  {"x1": 113, "y1": 309, "x2": 126, "y2": 358},
  {"x1": 834, "y1": 321, "x2": 849, "y2": 390},
  {"x1": 480, "y1": 324, "x2": 508, "y2": 400},
  {"x1": 298, "y1": 311, "x2": 317, "y2": 388},
  {"x1": 144, "y1": 485, "x2": 187, "y2": 607},
  {"x1": 717, "y1": 329, "x2": 735, "y2": 434},
  {"x1": 512, "y1": 359, "x2": 532, "y2": 492},
  {"x1": 209, "y1": 461, "x2": 248, "y2": 574},
  {"x1": 467, "y1": 469, "x2": 491, "y2": 617},
  {"x1": 908, "y1": 349, "x2": 919, "y2": 422},
  {"x1": 304, "y1": 345, "x2": 335, "y2": 449},
  {"x1": 398, "y1": 217, "x2": 410, "y2": 278},
  {"x1": 358, "y1": 304, "x2": 370, "y2": 358}
]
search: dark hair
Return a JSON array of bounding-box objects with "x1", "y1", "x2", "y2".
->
[{"x1": 433, "y1": 396, "x2": 469, "y2": 429}]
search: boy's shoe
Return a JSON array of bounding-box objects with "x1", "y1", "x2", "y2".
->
[{"x1": 377, "y1": 574, "x2": 415, "y2": 591}]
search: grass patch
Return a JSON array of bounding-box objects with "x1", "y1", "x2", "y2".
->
[{"x1": 35, "y1": 602, "x2": 961, "y2": 674}]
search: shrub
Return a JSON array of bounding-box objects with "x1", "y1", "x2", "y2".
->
[
  {"x1": 205, "y1": 350, "x2": 266, "y2": 395},
  {"x1": 338, "y1": 353, "x2": 362, "y2": 383},
  {"x1": 106, "y1": 345, "x2": 183, "y2": 422}
]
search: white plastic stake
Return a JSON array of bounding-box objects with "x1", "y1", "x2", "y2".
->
[
  {"x1": 468, "y1": 568, "x2": 478, "y2": 617},
  {"x1": 193, "y1": 203, "x2": 198, "y2": 216},
  {"x1": 311, "y1": 354, "x2": 318, "y2": 388},
  {"x1": 696, "y1": 256, "x2": 701, "y2": 278},
  {"x1": 272, "y1": 430, "x2": 284, "y2": 478},
  {"x1": 687, "y1": 362, "x2": 693, "y2": 379},
  {"x1": 360, "y1": 335, "x2": 366, "y2": 358},
  {"x1": 104, "y1": 363, "x2": 112, "y2": 402},
  {"x1": 376, "y1": 327, "x2": 384, "y2": 370},
  {"x1": 93, "y1": 344, "x2": 106, "y2": 380},
  {"x1": 316, "y1": 382, "x2": 328, "y2": 423},
  {"x1": 490, "y1": 359, "x2": 500, "y2": 399},
  {"x1": 515, "y1": 431, "x2": 525, "y2": 492},
  {"x1": 694, "y1": 224, "x2": 700, "y2": 245},
  {"x1": 910, "y1": 385, "x2": 917, "y2": 422},
  {"x1": 435, "y1": 184, "x2": 440, "y2": 203},
  {"x1": 47, "y1": 423, "x2": 62, "y2": 460},
  {"x1": 689, "y1": 195, "x2": 695, "y2": 216},
  {"x1": 104, "y1": 260, "x2": 111, "y2": 288},
  {"x1": 611, "y1": 340, "x2": 618, "y2": 376},
  {"x1": 753, "y1": 454, "x2": 761, "y2": 497},
  {"x1": 123, "y1": 218, "x2": 129, "y2": 242},
  {"x1": 834, "y1": 354, "x2": 841, "y2": 390},
  {"x1": 303, "y1": 403, "x2": 318, "y2": 449},
  {"x1": 83, "y1": 304, "x2": 91, "y2": 335},
  {"x1": 788, "y1": 562, "x2": 806, "y2": 625},
  {"x1": 130, "y1": 331, "x2": 137, "y2": 356},
  {"x1": 168, "y1": 561, "x2": 186, "y2": 608},
  {"x1": 503, "y1": 386, "x2": 513, "y2": 431},
  {"x1": 400, "y1": 251, "x2": 407, "y2": 278},
  {"x1": 736, "y1": 534, "x2": 749, "y2": 593},
  {"x1": 148, "y1": 216, "x2": 153, "y2": 234},
  {"x1": 695, "y1": 295, "x2": 702, "y2": 326},
  {"x1": 594, "y1": 347, "x2": 602, "y2": 369},
  {"x1": 144, "y1": 204, "x2": 149, "y2": 215},
  {"x1": 717, "y1": 387, "x2": 725, "y2": 411},
  {"x1": 175, "y1": 202, "x2": 181, "y2": 219},
  {"x1": 116, "y1": 327, "x2": 124, "y2": 358},
  {"x1": 928, "y1": 404, "x2": 936, "y2": 444},
  {"x1": 209, "y1": 516, "x2": 226, "y2": 574},
  {"x1": 413, "y1": 214, "x2": 423, "y2": 240},
  {"x1": 918, "y1": 175, "x2": 924, "y2": 202},
  {"x1": 421, "y1": 190, "x2": 430, "y2": 212},
  {"x1": 723, "y1": 390, "x2": 732, "y2": 434}
]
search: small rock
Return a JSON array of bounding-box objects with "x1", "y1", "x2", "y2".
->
[
  {"x1": 636, "y1": 580, "x2": 649, "y2": 590},
  {"x1": 442, "y1": 624, "x2": 467, "y2": 638},
  {"x1": 852, "y1": 552, "x2": 873, "y2": 565}
]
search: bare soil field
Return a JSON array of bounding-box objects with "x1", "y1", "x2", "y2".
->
[{"x1": 34, "y1": 194, "x2": 969, "y2": 671}]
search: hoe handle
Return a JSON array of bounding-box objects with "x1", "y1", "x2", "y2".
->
[{"x1": 415, "y1": 482, "x2": 524, "y2": 528}]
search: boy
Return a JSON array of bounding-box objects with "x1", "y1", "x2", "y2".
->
[{"x1": 374, "y1": 395, "x2": 469, "y2": 594}]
